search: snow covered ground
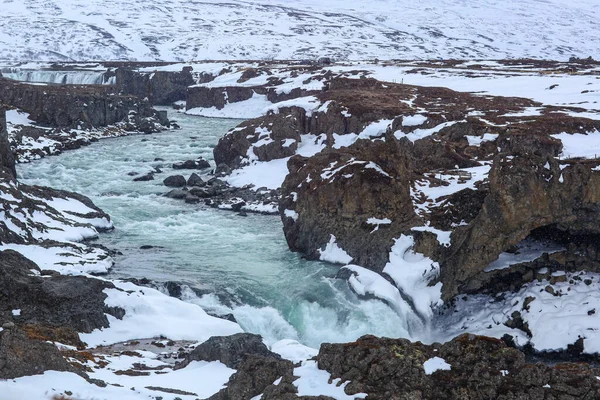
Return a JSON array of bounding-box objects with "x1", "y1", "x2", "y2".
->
[{"x1": 0, "y1": 0, "x2": 598, "y2": 61}]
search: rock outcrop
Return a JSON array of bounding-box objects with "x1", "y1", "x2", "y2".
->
[
  {"x1": 0, "y1": 77, "x2": 168, "y2": 130},
  {"x1": 0, "y1": 326, "x2": 79, "y2": 379},
  {"x1": 115, "y1": 67, "x2": 198, "y2": 105},
  {"x1": 315, "y1": 334, "x2": 600, "y2": 399},
  {"x1": 280, "y1": 136, "x2": 418, "y2": 268},
  {"x1": 441, "y1": 155, "x2": 600, "y2": 298},
  {"x1": 248, "y1": 77, "x2": 600, "y2": 302},
  {"x1": 0, "y1": 250, "x2": 122, "y2": 333},
  {"x1": 0, "y1": 106, "x2": 15, "y2": 177},
  {"x1": 177, "y1": 333, "x2": 276, "y2": 370}
]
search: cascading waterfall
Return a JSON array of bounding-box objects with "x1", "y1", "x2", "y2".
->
[{"x1": 1, "y1": 68, "x2": 114, "y2": 85}]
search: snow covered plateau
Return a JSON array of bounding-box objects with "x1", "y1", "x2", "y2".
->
[{"x1": 0, "y1": 0, "x2": 598, "y2": 61}]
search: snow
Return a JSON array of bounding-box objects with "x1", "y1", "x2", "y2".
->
[
  {"x1": 319, "y1": 235, "x2": 353, "y2": 265},
  {"x1": 423, "y1": 357, "x2": 451, "y2": 375},
  {"x1": 1, "y1": 0, "x2": 598, "y2": 61},
  {"x1": 484, "y1": 237, "x2": 565, "y2": 272},
  {"x1": 357, "y1": 119, "x2": 393, "y2": 139},
  {"x1": 412, "y1": 164, "x2": 492, "y2": 216},
  {"x1": 225, "y1": 134, "x2": 326, "y2": 190},
  {"x1": 332, "y1": 133, "x2": 359, "y2": 149},
  {"x1": 81, "y1": 281, "x2": 243, "y2": 347},
  {"x1": 284, "y1": 209, "x2": 299, "y2": 221},
  {"x1": 396, "y1": 121, "x2": 460, "y2": 142},
  {"x1": 0, "y1": 361, "x2": 234, "y2": 400},
  {"x1": 411, "y1": 225, "x2": 452, "y2": 247},
  {"x1": 552, "y1": 130, "x2": 600, "y2": 159},
  {"x1": 186, "y1": 92, "x2": 272, "y2": 119},
  {"x1": 271, "y1": 339, "x2": 318, "y2": 363},
  {"x1": 366, "y1": 217, "x2": 391, "y2": 225},
  {"x1": 436, "y1": 271, "x2": 600, "y2": 353},
  {"x1": 383, "y1": 235, "x2": 443, "y2": 320},
  {"x1": 5, "y1": 109, "x2": 35, "y2": 125},
  {"x1": 402, "y1": 114, "x2": 427, "y2": 127},
  {"x1": 293, "y1": 360, "x2": 367, "y2": 399},
  {"x1": 466, "y1": 133, "x2": 499, "y2": 146}
]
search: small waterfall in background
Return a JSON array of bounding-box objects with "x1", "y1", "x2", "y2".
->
[{"x1": 0, "y1": 67, "x2": 114, "y2": 85}]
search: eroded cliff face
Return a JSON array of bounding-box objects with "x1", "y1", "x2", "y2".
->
[
  {"x1": 280, "y1": 136, "x2": 418, "y2": 269},
  {"x1": 0, "y1": 78, "x2": 168, "y2": 130},
  {"x1": 0, "y1": 106, "x2": 16, "y2": 177},
  {"x1": 115, "y1": 67, "x2": 199, "y2": 105}
]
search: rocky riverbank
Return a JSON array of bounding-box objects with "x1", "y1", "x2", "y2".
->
[{"x1": 0, "y1": 76, "x2": 171, "y2": 163}]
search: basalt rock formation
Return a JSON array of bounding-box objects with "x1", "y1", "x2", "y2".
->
[
  {"x1": 115, "y1": 67, "x2": 199, "y2": 105},
  {"x1": 0, "y1": 106, "x2": 16, "y2": 177},
  {"x1": 280, "y1": 136, "x2": 418, "y2": 268},
  {"x1": 0, "y1": 77, "x2": 169, "y2": 130}
]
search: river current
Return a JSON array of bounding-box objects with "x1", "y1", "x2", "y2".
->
[{"x1": 17, "y1": 110, "x2": 409, "y2": 348}]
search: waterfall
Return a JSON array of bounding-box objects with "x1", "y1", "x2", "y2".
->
[{"x1": 0, "y1": 68, "x2": 114, "y2": 85}]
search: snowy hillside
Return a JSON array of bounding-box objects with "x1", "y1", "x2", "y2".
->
[{"x1": 0, "y1": 0, "x2": 598, "y2": 62}]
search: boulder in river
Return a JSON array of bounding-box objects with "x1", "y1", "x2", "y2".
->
[
  {"x1": 187, "y1": 172, "x2": 205, "y2": 187},
  {"x1": 173, "y1": 158, "x2": 211, "y2": 170},
  {"x1": 133, "y1": 172, "x2": 154, "y2": 182},
  {"x1": 163, "y1": 174, "x2": 187, "y2": 187}
]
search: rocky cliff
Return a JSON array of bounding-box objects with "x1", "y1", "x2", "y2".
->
[
  {"x1": 0, "y1": 78, "x2": 168, "y2": 130},
  {"x1": 0, "y1": 106, "x2": 16, "y2": 177},
  {"x1": 115, "y1": 67, "x2": 201, "y2": 105}
]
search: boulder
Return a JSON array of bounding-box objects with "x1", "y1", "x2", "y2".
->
[
  {"x1": 208, "y1": 355, "x2": 294, "y2": 400},
  {"x1": 173, "y1": 158, "x2": 211, "y2": 170},
  {"x1": 177, "y1": 333, "x2": 275, "y2": 370},
  {"x1": 165, "y1": 189, "x2": 188, "y2": 199},
  {"x1": 133, "y1": 173, "x2": 154, "y2": 182},
  {"x1": 163, "y1": 175, "x2": 187, "y2": 187},
  {"x1": 214, "y1": 163, "x2": 232, "y2": 177},
  {"x1": 187, "y1": 173, "x2": 205, "y2": 187}
]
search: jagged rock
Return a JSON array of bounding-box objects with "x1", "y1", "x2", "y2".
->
[
  {"x1": 177, "y1": 333, "x2": 275, "y2": 370},
  {"x1": 280, "y1": 136, "x2": 418, "y2": 269},
  {"x1": 0, "y1": 250, "x2": 122, "y2": 333},
  {"x1": 315, "y1": 334, "x2": 600, "y2": 400},
  {"x1": 441, "y1": 155, "x2": 600, "y2": 299},
  {"x1": 0, "y1": 106, "x2": 16, "y2": 177},
  {"x1": 209, "y1": 355, "x2": 295, "y2": 400},
  {"x1": 163, "y1": 175, "x2": 186, "y2": 187},
  {"x1": 187, "y1": 172, "x2": 204, "y2": 186},
  {"x1": 0, "y1": 327, "x2": 78, "y2": 379}
]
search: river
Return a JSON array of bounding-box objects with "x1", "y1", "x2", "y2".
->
[{"x1": 17, "y1": 109, "x2": 409, "y2": 349}]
